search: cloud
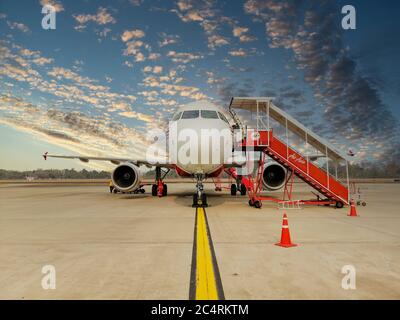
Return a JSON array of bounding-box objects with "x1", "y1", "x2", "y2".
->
[
  {"x1": 158, "y1": 32, "x2": 180, "y2": 47},
  {"x1": 217, "y1": 78, "x2": 255, "y2": 102},
  {"x1": 123, "y1": 40, "x2": 144, "y2": 55},
  {"x1": 135, "y1": 52, "x2": 145, "y2": 62},
  {"x1": 173, "y1": 0, "x2": 230, "y2": 49},
  {"x1": 124, "y1": 61, "x2": 134, "y2": 68},
  {"x1": 143, "y1": 66, "x2": 163, "y2": 74},
  {"x1": 177, "y1": 0, "x2": 192, "y2": 11},
  {"x1": 206, "y1": 71, "x2": 226, "y2": 85},
  {"x1": 207, "y1": 34, "x2": 229, "y2": 47},
  {"x1": 119, "y1": 110, "x2": 153, "y2": 122},
  {"x1": 121, "y1": 29, "x2": 145, "y2": 42},
  {"x1": 74, "y1": 7, "x2": 116, "y2": 29},
  {"x1": 121, "y1": 40, "x2": 149, "y2": 63},
  {"x1": 19, "y1": 48, "x2": 40, "y2": 57},
  {"x1": 244, "y1": 0, "x2": 400, "y2": 162},
  {"x1": 7, "y1": 21, "x2": 30, "y2": 33},
  {"x1": 0, "y1": 39, "x2": 141, "y2": 115},
  {"x1": 0, "y1": 39, "x2": 171, "y2": 170},
  {"x1": 148, "y1": 53, "x2": 161, "y2": 60},
  {"x1": 167, "y1": 51, "x2": 203, "y2": 64},
  {"x1": 0, "y1": 93, "x2": 158, "y2": 171},
  {"x1": 39, "y1": 0, "x2": 64, "y2": 12},
  {"x1": 228, "y1": 49, "x2": 247, "y2": 57},
  {"x1": 232, "y1": 27, "x2": 248, "y2": 37},
  {"x1": 139, "y1": 67, "x2": 209, "y2": 104},
  {"x1": 231, "y1": 26, "x2": 257, "y2": 42},
  {"x1": 108, "y1": 102, "x2": 130, "y2": 112},
  {"x1": 48, "y1": 67, "x2": 86, "y2": 83},
  {"x1": 152, "y1": 66, "x2": 163, "y2": 74},
  {"x1": 121, "y1": 31, "x2": 152, "y2": 64},
  {"x1": 239, "y1": 34, "x2": 257, "y2": 42},
  {"x1": 33, "y1": 57, "x2": 54, "y2": 65}
]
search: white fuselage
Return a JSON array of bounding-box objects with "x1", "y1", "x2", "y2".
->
[{"x1": 168, "y1": 101, "x2": 232, "y2": 176}]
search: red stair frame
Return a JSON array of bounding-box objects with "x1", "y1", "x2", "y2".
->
[{"x1": 241, "y1": 130, "x2": 349, "y2": 206}]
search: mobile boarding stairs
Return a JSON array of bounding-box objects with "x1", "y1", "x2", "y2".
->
[{"x1": 227, "y1": 97, "x2": 351, "y2": 209}]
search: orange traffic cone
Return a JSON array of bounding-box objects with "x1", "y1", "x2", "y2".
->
[
  {"x1": 348, "y1": 200, "x2": 358, "y2": 217},
  {"x1": 275, "y1": 213, "x2": 297, "y2": 247}
]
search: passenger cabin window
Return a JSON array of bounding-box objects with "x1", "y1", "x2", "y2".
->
[
  {"x1": 218, "y1": 112, "x2": 229, "y2": 124},
  {"x1": 201, "y1": 110, "x2": 218, "y2": 119},
  {"x1": 172, "y1": 112, "x2": 182, "y2": 121},
  {"x1": 181, "y1": 110, "x2": 199, "y2": 119}
]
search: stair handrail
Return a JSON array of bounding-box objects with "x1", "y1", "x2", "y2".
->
[{"x1": 265, "y1": 137, "x2": 349, "y2": 204}]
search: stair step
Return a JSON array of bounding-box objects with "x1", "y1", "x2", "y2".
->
[{"x1": 263, "y1": 147, "x2": 347, "y2": 203}]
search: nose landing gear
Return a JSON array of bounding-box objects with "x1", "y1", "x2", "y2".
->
[{"x1": 192, "y1": 174, "x2": 208, "y2": 207}]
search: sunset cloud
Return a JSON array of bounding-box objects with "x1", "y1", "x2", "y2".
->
[
  {"x1": 0, "y1": 0, "x2": 398, "y2": 169},
  {"x1": 74, "y1": 7, "x2": 116, "y2": 29},
  {"x1": 228, "y1": 49, "x2": 247, "y2": 57},
  {"x1": 121, "y1": 29, "x2": 145, "y2": 42},
  {"x1": 39, "y1": 0, "x2": 64, "y2": 12},
  {"x1": 167, "y1": 51, "x2": 203, "y2": 64}
]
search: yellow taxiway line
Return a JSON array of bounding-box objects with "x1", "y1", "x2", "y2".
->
[{"x1": 189, "y1": 207, "x2": 224, "y2": 300}]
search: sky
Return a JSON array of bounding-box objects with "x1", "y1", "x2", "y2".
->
[{"x1": 0, "y1": 0, "x2": 399, "y2": 170}]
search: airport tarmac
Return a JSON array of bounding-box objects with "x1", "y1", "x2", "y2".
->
[{"x1": 0, "y1": 182, "x2": 399, "y2": 299}]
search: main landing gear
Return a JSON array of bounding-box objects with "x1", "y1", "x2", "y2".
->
[
  {"x1": 134, "y1": 187, "x2": 146, "y2": 194},
  {"x1": 192, "y1": 174, "x2": 208, "y2": 208},
  {"x1": 151, "y1": 183, "x2": 167, "y2": 197},
  {"x1": 230, "y1": 177, "x2": 247, "y2": 196},
  {"x1": 151, "y1": 167, "x2": 169, "y2": 197}
]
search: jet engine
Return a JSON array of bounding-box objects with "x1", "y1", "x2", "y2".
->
[
  {"x1": 262, "y1": 163, "x2": 286, "y2": 191},
  {"x1": 111, "y1": 162, "x2": 141, "y2": 192}
]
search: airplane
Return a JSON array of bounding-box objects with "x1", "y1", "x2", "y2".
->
[{"x1": 43, "y1": 100, "x2": 288, "y2": 207}]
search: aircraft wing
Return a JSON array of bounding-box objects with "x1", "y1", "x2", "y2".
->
[{"x1": 42, "y1": 152, "x2": 175, "y2": 168}]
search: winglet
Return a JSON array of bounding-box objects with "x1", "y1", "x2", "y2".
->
[{"x1": 43, "y1": 152, "x2": 48, "y2": 160}]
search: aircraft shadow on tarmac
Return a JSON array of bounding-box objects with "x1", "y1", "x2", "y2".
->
[
  {"x1": 174, "y1": 192, "x2": 229, "y2": 207},
  {"x1": 115, "y1": 190, "x2": 246, "y2": 207}
]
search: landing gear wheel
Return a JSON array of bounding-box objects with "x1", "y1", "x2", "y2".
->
[
  {"x1": 140, "y1": 188, "x2": 145, "y2": 194},
  {"x1": 192, "y1": 193, "x2": 198, "y2": 207},
  {"x1": 240, "y1": 184, "x2": 247, "y2": 196},
  {"x1": 192, "y1": 193, "x2": 208, "y2": 207},
  {"x1": 230, "y1": 184, "x2": 237, "y2": 196},
  {"x1": 335, "y1": 201, "x2": 344, "y2": 209},
  {"x1": 249, "y1": 199, "x2": 254, "y2": 207},
  {"x1": 162, "y1": 184, "x2": 168, "y2": 196},
  {"x1": 254, "y1": 200, "x2": 262, "y2": 209},
  {"x1": 201, "y1": 193, "x2": 208, "y2": 207},
  {"x1": 151, "y1": 184, "x2": 157, "y2": 196}
]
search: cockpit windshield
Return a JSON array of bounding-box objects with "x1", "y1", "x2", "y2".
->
[
  {"x1": 181, "y1": 110, "x2": 199, "y2": 119},
  {"x1": 200, "y1": 110, "x2": 218, "y2": 119}
]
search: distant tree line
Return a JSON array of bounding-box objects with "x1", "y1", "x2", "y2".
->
[
  {"x1": 0, "y1": 169, "x2": 110, "y2": 180},
  {"x1": 0, "y1": 161, "x2": 399, "y2": 180},
  {"x1": 346, "y1": 161, "x2": 400, "y2": 179}
]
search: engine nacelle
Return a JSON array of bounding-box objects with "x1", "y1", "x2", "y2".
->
[
  {"x1": 111, "y1": 162, "x2": 141, "y2": 192},
  {"x1": 262, "y1": 163, "x2": 286, "y2": 191}
]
